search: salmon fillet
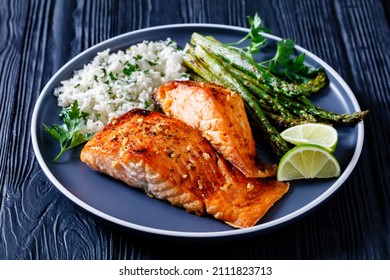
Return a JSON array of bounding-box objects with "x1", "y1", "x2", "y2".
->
[
  {"x1": 153, "y1": 80, "x2": 276, "y2": 178},
  {"x1": 80, "y1": 108, "x2": 289, "y2": 228}
]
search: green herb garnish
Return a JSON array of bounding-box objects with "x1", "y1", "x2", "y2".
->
[
  {"x1": 229, "y1": 13, "x2": 269, "y2": 55},
  {"x1": 109, "y1": 71, "x2": 117, "y2": 80},
  {"x1": 263, "y1": 39, "x2": 323, "y2": 83},
  {"x1": 230, "y1": 13, "x2": 322, "y2": 84},
  {"x1": 123, "y1": 63, "x2": 140, "y2": 76},
  {"x1": 44, "y1": 101, "x2": 94, "y2": 161},
  {"x1": 145, "y1": 58, "x2": 159, "y2": 66}
]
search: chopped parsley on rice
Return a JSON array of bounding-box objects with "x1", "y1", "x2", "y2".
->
[{"x1": 54, "y1": 39, "x2": 189, "y2": 134}]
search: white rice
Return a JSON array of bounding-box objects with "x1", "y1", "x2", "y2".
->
[{"x1": 54, "y1": 38, "x2": 189, "y2": 133}]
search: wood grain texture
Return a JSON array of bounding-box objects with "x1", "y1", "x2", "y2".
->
[{"x1": 0, "y1": 0, "x2": 389, "y2": 260}]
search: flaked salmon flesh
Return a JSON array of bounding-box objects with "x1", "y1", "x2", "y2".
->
[
  {"x1": 80, "y1": 109, "x2": 289, "y2": 228},
  {"x1": 153, "y1": 80, "x2": 276, "y2": 178}
]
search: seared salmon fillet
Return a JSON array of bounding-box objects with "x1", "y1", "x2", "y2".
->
[
  {"x1": 80, "y1": 109, "x2": 289, "y2": 228},
  {"x1": 153, "y1": 80, "x2": 276, "y2": 178}
]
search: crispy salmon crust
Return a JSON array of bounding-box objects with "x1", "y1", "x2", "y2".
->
[
  {"x1": 80, "y1": 109, "x2": 289, "y2": 228},
  {"x1": 153, "y1": 80, "x2": 276, "y2": 178}
]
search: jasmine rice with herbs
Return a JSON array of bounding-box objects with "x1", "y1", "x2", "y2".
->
[{"x1": 54, "y1": 39, "x2": 189, "y2": 134}]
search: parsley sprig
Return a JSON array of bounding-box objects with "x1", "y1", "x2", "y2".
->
[
  {"x1": 44, "y1": 101, "x2": 94, "y2": 161},
  {"x1": 230, "y1": 13, "x2": 322, "y2": 84},
  {"x1": 229, "y1": 13, "x2": 270, "y2": 55},
  {"x1": 262, "y1": 39, "x2": 323, "y2": 83}
]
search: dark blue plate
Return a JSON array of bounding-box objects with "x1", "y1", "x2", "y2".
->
[{"x1": 31, "y1": 24, "x2": 365, "y2": 239}]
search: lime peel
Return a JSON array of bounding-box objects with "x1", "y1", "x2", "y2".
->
[
  {"x1": 277, "y1": 144, "x2": 341, "y2": 181},
  {"x1": 280, "y1": 123, "x2": 338, "y2": 152}
]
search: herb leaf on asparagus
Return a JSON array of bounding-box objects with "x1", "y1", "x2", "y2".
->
[
  {"x1": 229, "y1": 13, "x2": 270, "y2": 55},
  {"x1": 265, "y1": 39, "x2": 323, "y2": 84}
]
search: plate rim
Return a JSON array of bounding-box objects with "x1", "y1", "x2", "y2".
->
[{"x1": 31, "y1": 23, "x2": 365, "y2": 239}]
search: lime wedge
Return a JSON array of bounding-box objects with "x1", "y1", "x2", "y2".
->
[
  {"x1": 280, "y1": 123, "x2": 338, "y2": 152},
  {"x1": 277, "y1": 144, "x2": 341, "y2": 181}
]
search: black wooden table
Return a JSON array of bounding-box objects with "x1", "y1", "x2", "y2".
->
[{"x1": 1, "y1": 0, "x2": 389, "y2": 260}]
